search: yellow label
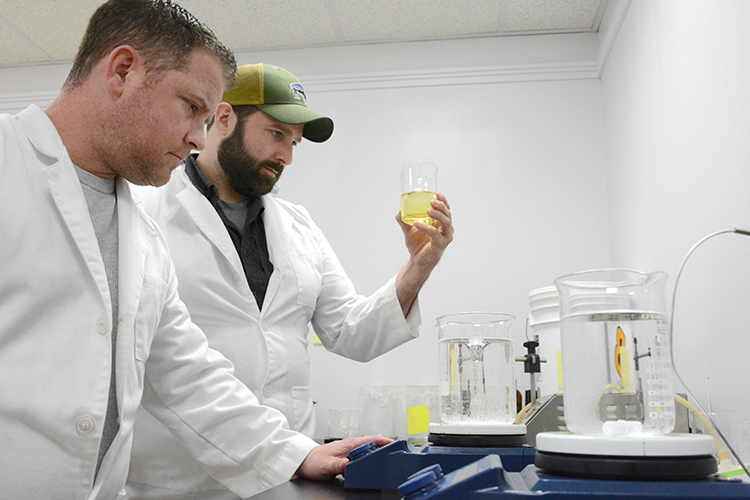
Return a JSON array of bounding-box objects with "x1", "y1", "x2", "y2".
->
[
  {"x1": 407, "y1": 405, "x2": 430, "y2": 435},
  {"x1": 556, "y1": 350, "x2": 564, "y2": 390},
  {"x1": 313, "y1": 332, "x2": 322, "y2": 345},
  {"x1": 620, "y1": 346, "x2": 632, "y2": 389},
  {"x1": 615, "y1": 326, "x2": 626, "y2": 377}
]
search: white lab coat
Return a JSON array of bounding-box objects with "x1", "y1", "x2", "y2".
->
[
  {"x1": 0, "y1": 105, "x2": 317, "y2": 500},
  {"x1": 125, "y1": 163, "x2": 420, "y2": 498}
]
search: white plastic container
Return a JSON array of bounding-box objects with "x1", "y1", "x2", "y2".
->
[{"x1": 528, "y1": 286, "x2": 561, "y2": 396}]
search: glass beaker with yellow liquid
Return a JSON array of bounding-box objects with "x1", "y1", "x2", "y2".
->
[{"x1": 399, "y1": 162, "x2": 437, "y2": 225}]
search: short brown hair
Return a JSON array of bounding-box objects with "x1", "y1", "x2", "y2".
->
[{"x1": 64, "y1": 0, "x2": 236, "y2": 90}]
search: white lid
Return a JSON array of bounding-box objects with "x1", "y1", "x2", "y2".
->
[
  {"x1": 535, "y1": 431, "x2": 717, "y2": 457},
  {"x1": 527, "y1": 318, "x2": 560, "y2": 328},
  {"x1": 529, "y1": 304, "x2": 560, "y2": 314},
  {"x1": 429, "y1": 422, "x2": 527, "y2": 436}
]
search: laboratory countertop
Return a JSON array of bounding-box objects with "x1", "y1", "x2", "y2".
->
[{"x1": 251, "y1": 476, "x2": 400, "y2": 500}]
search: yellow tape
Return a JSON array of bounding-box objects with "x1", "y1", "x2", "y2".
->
[
  {"x1": 408, "y1": 405, "x2": 430, "y2": 435},
  {"x1": 620, "y1": 346, "x2": 632, "y2": 389}
]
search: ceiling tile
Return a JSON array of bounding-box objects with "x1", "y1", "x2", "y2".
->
[
  {"x1": 331, "y1": 0, "x2": 502, "y2": 42},
  {"x1": 0, "y1": 21, "x2": 48, "y2": 66},
  {"x1": 0, "y1": 0, "x2": 100, "y2": 61},
  {"x1": 505, "y1": 0, "x2": 603, "y2": 32},
  {"x1": 180, "y1": 0, "x2": 339, "y2": 51}
]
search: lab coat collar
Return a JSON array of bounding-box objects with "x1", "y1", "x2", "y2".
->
[
  {"x1": 174, "y1": 166, "x2": 252, "y2": 296},
  {"x1": 19, "y1": 104, "x2": 115, "y2": 324},
  {"x1": 259, "y1": 188, "x2": 292, "y2": 302},
  {"x1": 17, "y1": 105, "x2": 66, "y2": 162},
  {"x1": 174, "y1": 163, "x2": 290, "y2": 309}
]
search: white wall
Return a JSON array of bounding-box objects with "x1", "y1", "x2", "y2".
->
[{"x1": 601, "y1": 0, "x2": 750, "y2": 423}]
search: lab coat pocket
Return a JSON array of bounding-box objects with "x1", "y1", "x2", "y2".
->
[
  {"x1": 292, "y1": 386, "x2": 314, "y2": 434},
  {"x1": 289, "y1": 253, "x2": 322, "y2": 310},
  {"x1": 133, "y1": 274, "x2": 168, "y2": 363}
]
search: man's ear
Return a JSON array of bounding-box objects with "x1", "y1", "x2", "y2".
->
[
  {"x1": 106, "y1": 45, "x2": 143, "y2": 97},
  {"x1": 213, "y1": 102, "x2": 237, "y2": 136}
]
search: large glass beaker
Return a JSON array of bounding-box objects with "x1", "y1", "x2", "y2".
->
[
  {"x1": 555, "y1": 269, "x2": 676, "y2": 436},
  {"x1": 437, "y1": 312, "x2": 516, "y2": 424}
]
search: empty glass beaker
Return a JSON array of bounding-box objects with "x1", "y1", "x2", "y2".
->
[
  {"x1": 437, "y1": 313, "x2": 516, "y2": 424},
  {"x1": 555, "y1": 269, "x2": 676, "y2": 436}
]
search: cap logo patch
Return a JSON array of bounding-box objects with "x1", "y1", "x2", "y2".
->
[{"x1": 289, "y1": 83, "x2": 306, "y2": 103}]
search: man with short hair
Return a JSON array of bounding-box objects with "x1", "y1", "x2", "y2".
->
[
  {"x1": 0, "y1": 2, "x2": 386, "y2": 499},
  {"x1": 127, "y1": 63, "x2": 454, "y2": 499}
]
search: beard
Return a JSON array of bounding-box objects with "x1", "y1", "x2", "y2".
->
[{"x1": 216, "y1": 123, "x2": 284, "y2": 199}]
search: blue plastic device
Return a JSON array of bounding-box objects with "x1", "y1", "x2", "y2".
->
[
  {"x1": 344, "y1": 438, "x2": 536, "y2": 490},
  {"x1": 396, "y1": 455, "x2": 750, "y2": 499}
]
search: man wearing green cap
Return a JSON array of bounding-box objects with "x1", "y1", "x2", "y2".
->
[{"x1": 126, "y1": 63, "x2": 453, "y2": 499}]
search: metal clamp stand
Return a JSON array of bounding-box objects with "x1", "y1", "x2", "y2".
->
[{"x1": 515, "y1": 340, "x2": 545, "y2": 406}]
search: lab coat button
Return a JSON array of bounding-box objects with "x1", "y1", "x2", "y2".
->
[
  {"x1": 263, "y1": 388, "x2": 273, "y2": 398},
  {"x1": 76, "y1": 416, "x2": 95, "y2": 435},
  {"x1": 96, "y1": 316, "x2": 109, "y2": 335}
]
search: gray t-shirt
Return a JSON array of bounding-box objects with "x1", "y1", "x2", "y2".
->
[{"x1": 74, "y1": 165, "x2": 119, "y2": 477}]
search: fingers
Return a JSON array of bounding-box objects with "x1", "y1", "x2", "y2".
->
[
  {"x1": 395, "y1": 211, "x2": 413, "y2": 233},
  {"x1": 336, "y1": 435, "x2": 393, "y2": 453},
  {"x1": 333, "y1": 456, "x2": 349, "y2": 475},
  {"x1": 430, "y1": 194, "x2": 452, "y2": 224},
  {"x1": 435, "y1": 191, "x2": 451, "y2": 209},
  {"x1": 361, "y1": 435, "x2": 393, "y2": 447},
  {"x1": 411, "y1": 196, "x2": 453, "y2": 242},
  {"x1": 396, "y1": 192, "x2": 453, "y2": 244},
  {"x1": 296, "y1": 442, "x2": 349, "y2": 480}
]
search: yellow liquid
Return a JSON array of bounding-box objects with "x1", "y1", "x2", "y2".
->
[{"x1": 401, "y1": 191, "x2": 436, "y2": 225}]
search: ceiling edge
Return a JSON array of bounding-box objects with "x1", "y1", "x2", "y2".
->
[{"x1": 595, "y1": 0, "x2": 632, "y2": 78}]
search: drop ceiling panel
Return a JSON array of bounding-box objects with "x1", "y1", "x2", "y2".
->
[
  {"x1": 505, "y1": 0, "x2": 604, "y2": 32},
  {"x1": 181, "y1": 0, "x2": 339, "y2": 51},
  {"x1": 0, "y1": 21, "x2": 47, "y2": 66},
  {"x1": 331, "y1": 0, "x2": 502, "y2": 42},
  {"x1": 0, "y1": 0, "x2": 99, "y2": 60}
]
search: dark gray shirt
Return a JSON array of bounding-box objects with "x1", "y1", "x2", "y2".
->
[{"x1": 184, "y1": 154, "x2": 274, "y2": 309}]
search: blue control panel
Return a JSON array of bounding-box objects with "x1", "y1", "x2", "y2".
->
[
  {"x1": 344, "y1": 439, "x2": 536, "y2": 490},
  {"x1": 397, "y1": 455, "x2": 750, "y2": 499}
]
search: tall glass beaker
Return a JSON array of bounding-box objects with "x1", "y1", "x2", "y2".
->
[
  {"x1": 437, "y1": 313, "x2": 516, "y2": 424},
  {"x1": 555, "y1": 269, "x2": 676, "y2": 436}
]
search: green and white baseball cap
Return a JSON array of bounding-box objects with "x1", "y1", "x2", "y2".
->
[{"x1": 222, "y1": 63, "x2": 334, "y2": 143}]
